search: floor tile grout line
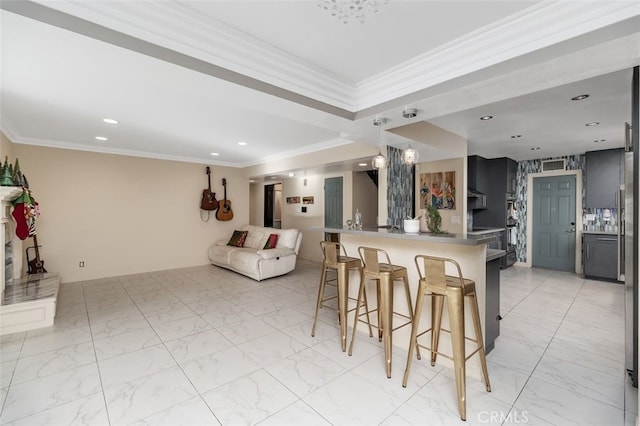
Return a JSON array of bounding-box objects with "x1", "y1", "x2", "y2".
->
[
  {"x1": 501, "y1": 276, "x2": 627, "y2": 423},
  {"x1": 84, "y1": 278, "x2": 113, "y2": 426}
]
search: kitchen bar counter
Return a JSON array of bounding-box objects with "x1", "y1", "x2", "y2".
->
[
  {"x1": 312, "y1": 226, "x2": 497, "y2": 379},
  {"x1": 316, "y1": 226, "x2": 495, "y2": 245}
]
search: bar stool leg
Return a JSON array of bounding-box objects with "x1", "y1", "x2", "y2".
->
[
  {"x1": 402, "y1": 281, "x2": 426, "y2": 387},
  {"x1": 336, "y1": 263, "x2": 349, "y2": 352},
  {"x1": 311, "y1": 265, "x2": 328, "y2": 337},
  {"x1": 360, "y1": 266, "x2": 374, "y2": 338},
  {"x1": 348, "y1": 273, "x2": 366, "y2": 356},
  {"x1": 430, "y1": 294, "x2": 445, "y2": 366},
  {"x1": 376, "y1": 281, "x2": 383, "y2": 341},
  {"x1": 401, "y1": 274, "x2": 420, "y2": 360},
  {"x1": 380, "y1": 274, "x2": 394, "y2": 378},
  {"x1": 468, "y1": 292, "x2": 492, "y2": 392},
  {"x1": 447, "y1": 291, "x2": 467, "y2": 421}
]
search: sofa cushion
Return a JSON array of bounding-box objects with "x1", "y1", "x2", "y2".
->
[
  {"x1": 243, "y1": 229, "x2": 267, "y2": 249},
  {"x1": 229, "y1": 249, "x2": 261, "y2": 276},
  {"x1": 263, "y1": 233, "x2": 279, "y2": 249},
  {"x1": 276, "y1": 229, "x2": 298, "y2": 250},
  {"x1": 257, "y1": 247, "x2": 294, "y2": 260},
  {"x1": 209, "y1": 244, "x2": 242, "y2": 265},
  {"x1": 227, "y1": 230, "x2": 248, "y2": 247}
]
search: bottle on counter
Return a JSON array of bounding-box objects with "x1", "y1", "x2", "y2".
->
[{"x1": 355, "y1": 209, "x2": 362, "y2": 229}]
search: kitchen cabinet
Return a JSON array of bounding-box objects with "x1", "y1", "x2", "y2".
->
[
  {"x1": 583, "y1": 232, "x2": 618, "y2": 280},
  {"x1": 470, "y1": 156, "x2": 517, "y2": 227},
  {"x1": 585, "y1": 148, "x2": 624, "y2": 208},
  {"x1": 485, "y1": 251, "x2": 503, "y2": 354}
]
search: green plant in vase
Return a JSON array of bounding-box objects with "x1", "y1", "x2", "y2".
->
[{"x1": 426, "y1": 206, "x2": 446, "y2": 234}]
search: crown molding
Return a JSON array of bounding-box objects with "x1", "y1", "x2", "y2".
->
[
  {"x1": 31, "y1": 0, "x2": 358, "y2": 111},
  {"x1": 25, "y1": 0, "x2": 640, "y2": 114},
  {"x1": 355, "y1": 1, "x2": 640, "y2": 110}
]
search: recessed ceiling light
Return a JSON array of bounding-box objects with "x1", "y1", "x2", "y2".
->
[
  {"x1": 530, "y1": 147, "x2": 540, "y2": 151},
  {"x1": 103, "y1": 118, "x2": 118, "y2": 124},
  {"x1": 480, "y1": 115, "x2": 493, "y2": 121},
  {"x1": 288, "y1": 172, "x2": 295, "y2": 177},
  {"x1": 585, "y1": 121, "x2": 600, "y2": 126},
  {"x1": 571, "y1": 94, "x2": 589, "y2": 101},
  {"x1": 95, "y1": 136, "x2": 108, "y2": 141},
  {"x1": 594, "y1": 139, "x2": 606, "y2": 143},
  {"x1": 238, "y1": 141, "x2": 247, "y2": 146},
  {"x1": 358, "y1": 163, "x2": 368, "y2": 167},
  {"x1": 210, "y1": 152, "x2": 220, "y2": 156},
  {"x1": 249, "y1": 179, "x2": 255, "y2": 183},
  {"x1": 510, "y1": 135, "x2": 522, "y2": 139}
]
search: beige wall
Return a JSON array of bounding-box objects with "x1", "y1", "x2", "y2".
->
[
  {"x1": 1, "y1": 132, "x2": 15, "y2": 160},
  {"x1": 13, "y1": 144, "x2": 247, "y2": 283},
  {"x1": 250, "y1": 171, "x2": 356, "y2": 263},
  {"x1": 415, "y1": 157, "x2": 466, "y2": 234},
  {"x1": 352, "y1": 170, "x2": 378, "y2": 227}
]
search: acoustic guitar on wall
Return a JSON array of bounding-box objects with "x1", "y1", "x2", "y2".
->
[
  {"x1": 216, "y1": 178, "x2": 233, "y2": 221},
  {"x1": 200, "y1": 166, "x2": 218, "y2": 211}
]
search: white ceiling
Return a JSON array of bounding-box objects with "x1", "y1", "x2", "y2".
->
[{"x1": 1, "y1": 1, "x2": 639, "y2": 176}]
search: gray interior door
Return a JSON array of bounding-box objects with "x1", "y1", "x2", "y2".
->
[
  {"x1": 324, "y1": 177, "x2": 343, "y2": 229},
  {"x1": 532, "y1": 175, "x2": 576, "y2": 271}
]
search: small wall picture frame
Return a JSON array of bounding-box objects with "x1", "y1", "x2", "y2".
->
[
  {"x1": 302, "y1": 196, "x2": 314, "y2": 204},
  {"x1": 286, "y1": 196, "x2": 300, "y2": 204}
]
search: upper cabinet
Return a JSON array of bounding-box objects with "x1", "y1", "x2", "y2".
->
[{"x1": 585, "y1": 148, "x2": 624, "y2": 208}]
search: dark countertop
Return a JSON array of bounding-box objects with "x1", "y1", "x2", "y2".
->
[
  {"x1": 581, "y1": 230, "x2": 618, "y2": 236},
  {"x1": 467, "y1": 228, "x2": 506, "y2": 236},
  {"x1": 486, "y1": 249, "x2": 506, "y2": 262},
  {"x1": 312, "y1": 226, "x2": 495, "y2": 246}
]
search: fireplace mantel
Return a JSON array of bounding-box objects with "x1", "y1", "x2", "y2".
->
[{"x1": 0, "y1": 185, "x2": 59, "y2": 335}]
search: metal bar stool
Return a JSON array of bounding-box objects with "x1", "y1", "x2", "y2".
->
[
  {"x1": 311, "y1": 241, "x2": 372, "y2": 351},
  {"x1": 348, "y1": 246, "x2": 414, "y2": 378},
  {"x1": 402, "y1": 255, "x2": 491, "y2": 421}
]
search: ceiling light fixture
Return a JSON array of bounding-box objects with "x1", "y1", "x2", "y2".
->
[
  {"x1": 102, "y1": 118, "x2": 118, "y2": 124},
  {"x1": 401, "y1": 107, "x2": 419, "y2": 165},
  {"x1": 585, "y1": 121, "x2": 600, "y2": 126},
  {"x1": 318, "y1": 0, "x2": 388, "y2": 24},
  {"x1": 571, "y1": 94, "x2": 590, "y2": 101},
  {"x1": 371, "y1": 117, "x2": 388, "y2": 170},
  {"x1": 510, "y1": 134, "x2": 522, "y2": 139},
  {"x1": 480, "y1": 115, "x2": 493, "y2": 121},
  {"x1": 288, "y1": 172, "x2": 295, "y2": 177},
  {"x1": 210, "y1": 152, "x2": 220, "y2": 156},
  {"x1": 95, "y1": 136, "x2": 108, "y2": 141},
  {"x1": 238, "y1": 141, "x2": 247, "y2": 146},
  {"x1": 358, "y1": 162, "x2": 368, "y2": 167}
]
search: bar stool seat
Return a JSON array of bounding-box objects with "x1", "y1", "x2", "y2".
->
[
  {"x1": 348, "y1": 246, "x2": 414, "y2": 378},
  {"x1": 312, "y1": 241, "x2": 372, "y2": 351},
  {"x1": 402, "y1": 255, "x2": 491, "y2": 421}
]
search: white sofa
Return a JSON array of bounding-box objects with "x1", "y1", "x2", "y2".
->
[{"x1": 208, "y1": 225, "x2": 303, "y2": 281}]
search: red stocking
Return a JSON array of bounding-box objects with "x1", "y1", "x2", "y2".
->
[{"x1": 12, "y1": 203, "x2": 29, "y2": 240}]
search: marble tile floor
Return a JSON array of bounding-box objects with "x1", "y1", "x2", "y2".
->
[{"x1": 0, "y1": 260, "x2": 636, "y2": 425}]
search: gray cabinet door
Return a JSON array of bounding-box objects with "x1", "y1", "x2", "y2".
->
[
  {"x1": 583, "y1": 234, "x2": 618, "y2": 280},
  {"x1": 585, "y1": 148, "x2": 623, "y2": 208}
]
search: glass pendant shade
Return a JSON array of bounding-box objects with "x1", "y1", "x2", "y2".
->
[
  {"x1": 402, "y1": 146, "x2": 419, "y2": 165},
  {"x1": 372, "y1": 151, "x2": 387, "y2": 169}
]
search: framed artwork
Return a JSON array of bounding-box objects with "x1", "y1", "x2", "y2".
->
[
  {"x1": 286, "y1": 196, "x2": 300, "y2": 204},
  {"x1": 419, "y1": 171, "x2": 456, "y2": 210},
  {"x1": 302, "y1": 196, "x2": 314, "y2": 204}
]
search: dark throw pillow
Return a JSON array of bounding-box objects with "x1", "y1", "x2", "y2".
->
[
  {"x1": 263, "y1": 233, "x2": 279, "y2": 249},
  {"x1": 227, "y1": 230, "x2": 248, "y2": 247}
]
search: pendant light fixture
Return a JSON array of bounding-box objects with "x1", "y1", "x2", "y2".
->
[
  {"x1": 372, "y1": 117, "x2": 388, "y2": 169},
  {"x1": 401, "y1": 107, "x2": 420, "y2": 165}
]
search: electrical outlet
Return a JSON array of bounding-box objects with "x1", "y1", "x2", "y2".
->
[{"x1": 79, "y1": 261, "x2": 85, "y2": 268}]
